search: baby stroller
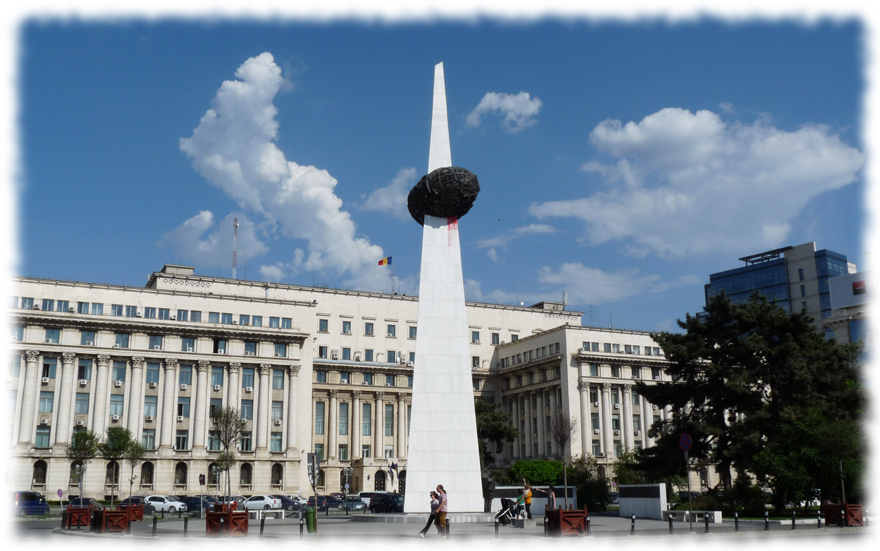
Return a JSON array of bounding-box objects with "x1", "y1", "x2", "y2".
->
[{"x1": 495, "y1": 498, "x2": 517, "y2": 526}]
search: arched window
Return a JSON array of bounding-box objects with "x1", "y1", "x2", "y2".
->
[
  {"x1": 33, "y1": 460, "x2": 47, "y2": 485},
  {"x1": 271, "y1": 463, "x2": 283, "y2": 485},
  {"x1": 105, "y1": 461, "x2": 119, "y2": 484},
  {"x1": 174, "y1": 462, "x2": 187, "y2": 485},
  {"x1": 141, "y1": 462, "x2": 154, "y2": 485},
  {"x1": 374, "y1": 470, "x2": 386, "y2": 491},
  {"x1": 208, "y1": 462, "x2": 219, "y2": 485},
  {"x1": 240, "y1": 463, "x2": 252, "y2": 486}
]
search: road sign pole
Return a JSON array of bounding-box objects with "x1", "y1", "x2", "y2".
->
[{"x1": 685, "y1": 450, "x2": 693, "y2": 532}]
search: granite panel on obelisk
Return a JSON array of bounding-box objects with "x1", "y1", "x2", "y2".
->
[{"x1": 403, "y1": 62, "x2": 484, "y2": 514}]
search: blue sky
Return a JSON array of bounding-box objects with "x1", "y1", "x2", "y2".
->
[{"x1": 14, "y1": 17, "x2": 866, "y2": 333}]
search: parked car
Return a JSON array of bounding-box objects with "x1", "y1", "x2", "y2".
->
[
  {"x1": 284, "y1": 494, "x2": 308, "y2": 508},
  {"x1": 308, "y1": 495, "x2": 330, "y2": 512},
  {"x1": 369, "y1": 493, "x2": 404, "y2": 513},
  {"x1": 607, "y1": 492, "x2": 619, "y2": 505},
  {"x1": 216, "y1": 495, "x2": 248, "y2": 509},
  {"x1": 117, "y1": 496, "x2": 156, "y2": 515},
  {"x1": 244, "y1": 495, "x2": 282, "y2": 510},
  {"x1": 13, "y1": 492, "x2": 50, "y2": 516},
  {"x1": 66, "y1": 497, "x2": 104, "y2": 511},
  {"x1": 343, "y1": 495, "x2": 365, "y2": 512},
  {"x1": 181, "y1": 496, "x2": 214, "y2": 513},
  {"x1": 270, "y1": 495, "x2": 300, "y2": 512},
  {"x1": 675, "y1": 491, "x2": 701, "y2": 501},
  {"x1": 145, "y1": 495, "x2": 188, "y2": 513},
  {"x1": 358, "y1": 491, "x2": 386, "y2": 506}
]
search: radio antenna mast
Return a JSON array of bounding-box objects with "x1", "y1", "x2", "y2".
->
[{"x1": 232, "y1": 217, "x2": 239, "y2": 280}]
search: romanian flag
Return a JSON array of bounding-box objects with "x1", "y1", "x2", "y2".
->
[{"x1": 378, "y1": 256, "x2": 392, "y2": 266}]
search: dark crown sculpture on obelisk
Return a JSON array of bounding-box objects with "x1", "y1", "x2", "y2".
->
[{"x1": 403, "y1": 62, "x2": 484, "y2": 513}]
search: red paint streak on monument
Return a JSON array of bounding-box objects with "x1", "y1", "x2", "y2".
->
[{"x1": 446, "y1": 217, "x2": 458, "y2": 246}]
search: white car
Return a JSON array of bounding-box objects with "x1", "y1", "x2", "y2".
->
[
  {"x1": 244, "y1": 495, "x2": 281, "y2": 510},
  {"x1": 285, "y1": 494, "x2": 309, "y2": 507},
  {"x1": 145, "y1": 495, "x2": 188, "y2": 513}
]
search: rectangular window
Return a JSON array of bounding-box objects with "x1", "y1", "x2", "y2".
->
[
  {"x1": 282, "y1": 318, "x2": 292, "y2": 329},
  {"x1": 89, "y1": 303, "x2": 103, "y2": 315},
  {"x1": 633, "y1": 345, "x2": 640, "y2": 355},
  {"x1": 589, "y1": 364, "x2": 599, "y2": 377},
  {"x1": 240, "y1": 432, "x2": 252, "y2": 451},
  {"x1": 272, "y1": 369, "x2": 284, "y2": 389},
  {"x1": 239, "y1": 314, "x2": 250, "y2": 325},
  {"x1": 270, "y1": 432, "x2": 282, "y2": 452},
  {"x1": 241, "y1": 400, "x2": 253, "y2": 420},
  {"x1": 315, "y1": 402, "x2": 325, "y2": 434},
  {"x1": 111, "y1": 361, "x2": 125, "y2": 382},
  {"x1": 209, "y1": 398, "x2": 222, "y2": 418},
  {"x1": 591, "y1": 342, "x2": 599, "y2": 352},
  {"x1": 269, "y1": 317, "x2": 280, "y2": 328},
  {"x1": 21, "y1": 297, "x2": 34, "y2": 310},
  {"x1": 385, "y1": 404, "x2": 394, "y2": 436},
  {"x1": 342, "y1": 320, "x2": 351, "y2": 334},
  {"x1": 42, "y1": 357, "x2": 57, "y2": 379},
  {"x1": 146, "y1": 362, "x2": 159, "y2": 384},
  {"x1": 175, "y1": 430, "x2": 188, "y2": 450},
  {"x1": 613, "y1": 441, "x2": 623, "y2": 456},
  {"x1": 471, "y1": 331, "x2": 480, "y2": 344},
  {"x1": 612, "y1": 414, "x2": 621, "y2": 431},
  {"x1": 191, "y1": 311, "x2": 202, "y2": 323},
  {"x1": 592, "y1": 442, "x2": 601, "y2": 456},
  {"x1": 39, "y1": 391, "x2": 54, "y2": 412},
  {"x1": 75, "y1": 392, "x2": 89, "y2": 414},
  {"x1": 409, "y1": 326, "x2": 417, "y2": 339},
  {"x1": 275, "y1": 343, "x2": 287, "y2": 358},
  {"x1": 339, "y1": 402, "x2": 349, "y2": 435},
  {"x1": 251, "y1": 315, "x2": 261, "y2": 327},
  {"x1": 363, "y1": 373, "x2": 373, "y2": 385},
  {"x1": 362, "y1": 403, "x2": 372, "y2": 436},
  {"x1": 409, "y1": 352, "x2": 415, "y2": 363},
  {"x1": 143, "y1": 307, "x2": 156, "y2": 319},
  {"x1": 177, "y1": 397, "x2": 190, "y2": 417},
  {"x1": 407, "y1": 404, "x2": 412, "y2": 435},
  {"x1": 148, "y1": 335, "x2": 163, "y2": 350},
  {"x1": 242, "y1": 368, "x2": 254, "y2": 388},
  {"x1": 338, "y1": 444, "x2": 349, "y2": 461},
  {"x1": 56, "y1": 300, "x2": 69, "y2": 312},
  {"x1": 472, "y1": 356, "x2": 480, "y2": 368},
  {"x1": 342, "y1": 347, "x2": 351, "y2": 361},
  {"x1": 625, "y1": 345, "x2": 632, "y2": 354},
  {"x1": 799, "y1": 268, "x2": 805, "y2": 281},
  {"x1": 158, "y1": 308, "x2": 170, "y2": 320},
  {"x1": 362, "y1": 445, "x2": 371, "y2": 458},
  {"x1": 318, "y1": 346, "x2": 328, "y2": 359},
  {"x1": 212, "y1": 367, "x2": 223, "y2": 386},
  {"x1": 208, "y1": 431, "x2": 220, "y2": 451},
  {"x1": 632, "y1": 390, "x2": 640, "y2": 405},
  {"x1": 633, "y1": 414, "x2": 641, "y2": 430},
  {"x1": 365, "y1": 322, "x2": 374, "y2": 336},
  {"x1": 591, "y1": 413, "x2": 600, "y2": 430},
  {"x1": 314, "y1": 444, "x2": 324, "y2": 462},
  {"x1": 221, "y1": 313, "x2": 233, "y2": 325},
  {"x1": 384, "y1": 445, "x2": 394, "y2": 458},
  {"x1": 8, "y1": 296, "x2": 18, "y2": 309},
  {"x1": 611, "y1": 366, "x2": 620, "y2": 378},
  {"x1": 340, "y1": 372, "x2": 350, "y2": 384},
  {"x1": 42, "y1": 299, "x2": 55, "y2": 312},
  {"x1": 387, "y1": 350, "x2": 396, "y2": 363},
  {"x1": 115, "y1": 333, "x2": 130, "y2": 348},
  {"x1": 653, "y1": 347, "x2": 661, "y2": 356},
  {"x1": 177, "y1": 309, "x2": 189, "y2": 322},
  {"x1": 244, "y1": 341, "x2": 257, "y2": 355},
  {"x1": 387, "y1": 324, "x2": 396, "y2": 337},
  {"x1": 272, "y1": 401, "x2": 283, "y2": 421},
  {"x1": 492, "y1": 332, "x2": 500, "y2": 345},
  {"x1": 385, "y1": 374, "x2": 395, "y2": 387},
  {"x1": 10, "y1": 326, "x2": 24, "y2": 342},
  {"x1": 365, "y1": 349, "x2": 374, "y2": 362},
  {"x1": 511, "y1": 334, "x2": 518, "y2": 342},
  {"x1": 407, "y1": 375, "x2": 413, "y2": 387},
  {"x1": 316, "y1": 371, "x2": 327, "y2": 383},
  {"x1": 77, "y1": 301, "x2": 89, "y2": 314},
  {"x1": 179, "y1": 365, "x2": 192, "y2": 385},
  {"x1": 801, "y1": 284, "x2": 807, "y2": 297},
  {"x1": 110, "y1": 395, "x2": 124, "y2": 416},
  {"x1": 612, "y1": 344, "x2": 620, "y2": 353},
  {"x1": 142, "y1": 429, "x2": 156, "y2": 450},
  {"x1": 209, "y1": 312, "x2": 220, "y2": 324},
  {"x1": 603, "y1": 343, "x2": 611, "y2": 352},
  {"x1": 181, "y1": 337, "x2": 195, "y2": 352},
  {"x1": 652, "y1": 367, "x2": 661, "y2": 379},
  {"x1": 44, "y1": 328, "x2": 60, "y2": 344},
  {"x1": 144, "y1": 396, "x2": 158, "y2": 417},
  {"x1": 35, "y1": 427, "x2": 50, "y2": 448},
  {"x1": 319, "y1": 319, "x2": 329, "y2": 332}
]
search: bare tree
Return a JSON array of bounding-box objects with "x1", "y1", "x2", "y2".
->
[
  {"x1": 211, "y1": 406, "x2": 246, "y2": 505},
  {"x1": 550, "y1": 413, "x2": 578, "y2": 509},
  {"x1": 125, "y1": 441, "x2": 146, "y2": 501}
]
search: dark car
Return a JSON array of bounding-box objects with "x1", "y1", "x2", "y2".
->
[
  {"x1": 307, "y1": 495, "x2": 330, "y2": 512},
  {"x1": 343, "y1": 495, "x2": 365, "y2": 512},
  {"x1": 67, "y1": 497, "x2": 104, "y2": 511},
  {"x1": 182, "y1": 496, "x2": 214, "y2": 513},
  {"x1": 270, "y1": 495, "x2": 300, "y2": 512},
  {"x1": 675, "y1": 491, "x2": 701, "y2": 501},
  {"x1": 13, "y1": 492, "x2": 50, "y2": 516},
  {"x1": 369, "y1": 493, "x2": 404, "y2": 513},
  {"x1": 118, "y1": 496, "x2": 156, "y2": 515}
]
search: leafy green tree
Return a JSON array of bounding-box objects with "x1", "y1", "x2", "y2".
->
[
  {"x1": 99, "y1": 427, "x2": 135, "y2": 507},
  {"x1": 66, "y1": 429, "x2": 100, "y2": 498},
  {"x1": 613, "y1": 450, "x2": 648, "y2": 486},
  {"x1": 509, "y1": 460, "x2": 564, "y2": 486},
  {"x1": 566, "y1": 455, "x2": 610, "y2": 511},
  {"x1": 474, "y1": 399, "x2": 519, "y2": 468}
]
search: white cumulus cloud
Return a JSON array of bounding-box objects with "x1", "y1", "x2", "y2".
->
[
  {"x1": 157, "y1": 211, "x2": 269, "y2": 267},
  {"x1": 537, "y1": 262, "x2": 699, "y2": 305},
  {"x1": 466, "y1": 92, "x2": 542, "y2": 134},
  {"x1": 528, "y1": 108, "x2": 865, "y2": 257},
  {"x1": 475, "y1": 224, "x2": 557, "y2": 249},
  {"x1": 179, "y1": 52, "x2": 386, "y2": 284},
  {"x1": 360, "y1": 167, "x2": 418, "y2": 219}
]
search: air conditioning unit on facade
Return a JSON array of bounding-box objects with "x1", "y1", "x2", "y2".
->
[
  {"x1": 136, "y1": 310, "x2": 143, "y2": 317},
  {"x1": 387, "y1": 333, "x2": 394, "y2": 338},
  {"x1": 613, "y1": 403, "x2": 620, "y2": 410},
  {"x1": 170, "y1": 314, "x2": 176, "y2": 320},
  {"x1": 144, "y1": 416, "x2": 154, "y2": 422},
  {"x1": 39, "y1": 418, "x2": 48, "y2": 425},
  {"x1": 652, "y1": 405, "x2": 659, "y2": 410},
  {"x1": 75, "y1": 420, "x2": 84, "y2": 426},
  {"x1": 45, "y1": 339, "x2": 52, "y2": 344},
  {"x1": 354, "y1": 353, "x2": 362, "y2": 361},
  {"x1": 406, "y1": 361, "x2": 413, "y2": 367},
  {"x1": 111, "y1": 415, "x2": 120, "y2": 422},
  {"x1": 614, "y1": 430, "x2": 620, "y2": 436},
  {"x1": 213, "y1": 385, "x2": 221, "y2": 391},
  {"x1": 275, "y1": 353, "x2": 282, "y2": 358},
  {"x1": 233, "y1": 320, "x2": 238, "y2": 325},
  {"x1": 593, "y1": 401, "x2": 599, "y2": 407},
  {"x1": 186, "y1": 347, "x2": 193, "y2": 352},
  {"x1": 9, "y1": 336, "x2": 16, "y2": 342},
  {"x1": 331, "y1": 350, "x2": 338, "y2": 359},
  {"x1": 595, "y1": 452, "x2": 605, "y2": 457},
  {"x1": 386, "y1": 383, "x2": 393, "y2": 387},
  {"x1": 634, "y1": 430, "x2": 640, "y2": 436},
  {"x1": 68, "y1": 306, "x2": 75, "y2": 313},
  {"x1": 245, "y1": 386, "x2": 253, "y2": 393},
  {"x1": 153, "y1": 345, "x2": 161, "y2": 350},
  {"x1": 79, "y1": 379, "x2": 88, "y2": 386},
  {"x1": 273, "y1": 419, "x2": 282, "y2": 426},
  {"x1": 593, "y1": 429, "x2": 600, "y2": 434},
  {"x1": 33, "y1": 304, "x2": 40, "y2": 310},
  {"x1": 361, "y1": 381, "x2": 369, "y2": 386},
  {"x1": 180, "y1": 384, "x2": 188, "y2": 390},
  {"x1": 114, "y1": 380, "x2": 123, "y2": 387},
  {"x1": 579, "y1": 348, "x2": 587, "y2": 353},
  {"x1": 245, "y1": 351, "x2": 254, "y2": 356},
  {"x1": 176, "y1": 415, "x2": 183, "y2": 422},
  {"x1": 85, "y1": 341, "x2": 93, "y2": 346},
  {"x1": 653, "y1": 376, "x2": 660, "y2": 381},
  {"x1": 149, "y1": 382, "x2": 158, "y2": 389},
  {"x1": 243, "y1": 322, "x2": 250, "y2": 326},
  {"x1": 113, "y1": 344, "x2": 120, "y2": 348},
  {"x1": 41, "y1": 377, "x2": 50, "y2": 383}
]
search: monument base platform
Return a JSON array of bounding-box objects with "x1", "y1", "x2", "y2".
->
[{"x1": 351, "y1": 513, "x2": 496, "y2": 524}]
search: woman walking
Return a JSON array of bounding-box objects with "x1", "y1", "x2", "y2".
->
[
  {"x1": 523, "y1": 482, "x2": 533, "y2": 519},
  {"x1": 418, "y1": 491, "x2": 440, "y2": 537},
  {"x1": 435, "y1": 485, "x2": 448, "y2": 537}
]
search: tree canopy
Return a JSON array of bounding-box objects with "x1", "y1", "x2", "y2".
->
[{"x1": 474, "y1": 399, "x2": 518, "y2": 467}]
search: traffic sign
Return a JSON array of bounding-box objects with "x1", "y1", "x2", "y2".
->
[
  {"x1": 78, "y1": 482, "x2": 82, "y2": 489},
  {"x1": 344, "y1": 483, "x2": 349, "y2": 490},
  {"x1": 199, "y1": 474, "x2": 205, "y2": 485},
  {"x1": 679, "y1": 433, "x2": 693, "y2": 451},
  {"x1": 57, "y1": 489, "x2": 63, "y2": 498}
]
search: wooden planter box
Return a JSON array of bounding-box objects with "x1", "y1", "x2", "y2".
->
[
  {"x1": 206, "y1": 510, "x2": 248, "y2": 536},
  {"x1": 92, "y1": 509, "x2": 130, "y2": 533},
  {"x1": 824, "y1": 502, "x2": 864, "y2": 527},
  {"x1": 117, "y1": 503, "x2": 144, "y2": 521},
  {"x1": 546, "y1": 508, "x2": 589, "y2": 536},
  {"x1": 62, "y1": 506, "x2": 93, "y2": 528}
]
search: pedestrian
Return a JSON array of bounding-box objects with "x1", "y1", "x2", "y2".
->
[
  {"x1": 418, "y1": 491, "x2": 440, "y2": 538},
  {"x1": 534, "y1": 485, "x2": 557, "y2": 512},
  {"x1": 435, "y1": 485, "x2": 448, "y2": 537},
  {"x1": 514, "y1": 489, "x2": 526, "y2": 519},
  {"x1": 523, "y1": 482, "x2": 533, "y2": 519}
]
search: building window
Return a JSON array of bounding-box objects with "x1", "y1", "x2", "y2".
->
[
  {"x1": 213, "y1": 339, "x2": 227, "y2": 354},
  {"x1": 10, "y1": 326, "x2": 23, "y2": 342},
  {"x1": 653, "y1": 347, "x2": 661, "y2": 356},
  {"x1": 611, "y1": 388, "x2": 620, "y2": 404},
  {"x1": 42, "y1": 299, "x2": 55, "y2": 312},
  {"x1": 191, "y1": 311, "x2": 202, "y2": 323},
  {"x1": 613, "y1": 441, "x2": 623, "y2": 456},
  {"x1": 472, "y1": 356, "x2": 480, "y2": 369},
  {"x1": 76, "y1": 301, "x2": 89, "y2": 314},
  {"x1": 240, "y1": 432, "x2": 252, "y2": 451},
  {"x1": 180, "y1": 337, "x2": 195, "y2": 352},
  {"x1": 319, "y1": 319, "x2": 329, "y2": 332},
  {"x1": 35, "y1": 428, "x2": 50, "y2": 448},
  {"x1": 342, "y1": 320, "x2": 352, "y2": 334},
  {"x1": 179, "y1": 365, "x2": 192, "y2": 385},
  {"x1": 633, "y1": 414, "x2": 641, "y2": 431},
  {"x1": 44, "y1": 328, "x2": 60, "y2": 344},
  {"x1": 338, "y1": 444, "x2": 349, "y2": 461},
  {"x1": 144, "y1": 396, "x2": 158, "y2": 417},
  {"x1": 363, "y1": 373, "x2": 373, "y2": 385},
  {"x1": 282, "y1": 318, "x2": 292, "y2": 329},
  {"x1": 21, "y1": 297, "x2": 34, "y2": 309},
  {"x1": 314, "y1": 445, "x2": 324, "y2": 462},
  {"x1": 142, "y1": 430, "x2": 156, "y2": 450},
  {"x1": 407, "y1": 375, "x2": 413, "y2": 387},
  {"x1": 801, "y1": 284, "x2": 807, "y2": 297},
  {"x1": 362, "y1": 403, "x2": 372, "y2": 436},
  {"x1": 339, "y1": 402, "x2": 349, "y2": 435},
  {"x1": 177, "y1": 309, "x2": 189, "y2": 322},
  {"x1": 147, "y1": 335, "x2": 163, "y2": 350},
  {"x1": 604, "y1": 343, "x2": 612, "y2": 353},
  {"x1": 612, "y1": 414, "x2": 621, "y2": 431},
  {"x1": 473, "y1": 379, "x2": 480, "y2": 391},
  {"x1": 365, "y1": 349, "x2": 374, "y2": 362},
  {"x1": 592, "y1": 443, "x2": 601, "y2": 456},
  {"x1": 78, "y1": 330, "x2": 95, "y2": 346},
  {"x1": 387, "y1": 324, "x2": 396, "y2": 337},
  {"x1": 250, "y1": 315, "x2": 261, "y2": 327},
  {"x1": 175, "y1": 432, "x2": 189, "y2": 451},
  {"x1": 612, "y1": 344, "x2": 620, "y2": 353},
  {"x1": 271, "y1": 463, "x2": 283, "y2": 485},
  {"x1": 491, "y1": 332, "x2": 500, "y2": 345},
  {"x1": 243, "y1": 341, "x2": 257, "y2": 355},
  {"x1": 385, "y1": 374, "x2": 395, "y2": 387},
  {"x1": 140, "y1": 307, "x2": 155, "y2": 319},
  {"x1": 340, "y1": 372, "x2": 350, "y2": 384},
  {"x1": 407, "y1": 404, "x2": 412, "y2": 435},
  {"x1": 387, "y1": 350, "x2": 397, "y2": 363},
  {"x1": 409, "y1": 352, "x2": 415, "y2": 364},
  {"x1": 275, "y1": 343, "x2": 287, "y2": 358},
  {"x1": 272, "y1": 401, "x2": 283, "y2": 421},
  {"x1": 269, "y1": 317, "x2": 280, "y2": 328},
  {"x1": 177, "y1": 397, "x2": 190, "y2": 418},
  {"x1": 211, "y1": 367, "x2": 223, "y2": 386},
  {"x1": 315, "y1": 402, "x2": 325, "y2": 434},
  {"x1": 110, "y1": 395, "x2": 124, "y2": 416},
  {"x1": 799, "y1": 268, "x2": 805, "y2": 281},
  {"x1": 511, "y1": 334, "x2": 518, "y2": 342},
  {"x1": 316, "y1": 371, "x2": 327, "y2": 383},
  {"x1": 591, "y1": 413, "x2": 600, "y2": 430},
  {"x1": 111, "y1": 361, "x2": 125, "y2": 382},
  {"x1": 625, "y1": 345, "x2": 632, "y2": 354},
  {"x1": 239, "y1": 314, "x2": 250, "y2": 325},
  {"x1": 318, "y1": 346, "x2": 328, "y2": 359},
  {"x1": 209, "y1": 312, "x2": 220, "y2": 324},
  {"x1": 361, "y1": 445, "x2": 371, "y2": 458},
  {"x1": 158, "y1": 308, "x2": 170, "y2": 320},
  {"x1": 146, "y1": 363, "x2": 159, "y2": 384},
  {"x1": 111, "y1": 304, "x2": 124, "y2": 316},
  {"x1": 242, "y1": 368, "x2": 254, "y2": 388},
  {"x1": 633, "y1": 345, "x2": 640, "y2": 355},
  {"x1": 241, "y1": 400, "x2": 253, "y2": 420},
  {"x1": 632, "y1": 390, "x2": 640, "y2": 405},
  {"x1": 114, "y1": 333, "x2": 130, "y2": 348},
  {"x1": 611, "y1": 366, "x2": 620, "y2": 378},
  {"x1": 208, "y1": 431, "x2": 220, "y2": 451},
  {"x1": 651, "y1": 368, "x2": 661, "y2": 380},
  {"x1": 409, "y1": 326, "x2": 417, "y2": 339},
  {"x1": 209, "y1": 398, "x2": 222, "y2": 418},
  {"x1": 221, "y1": 313, "x2": 233, "y2": 325},
  {"x1": 39, "y1": 391, "x2": 54, "y2": 413},
  {"x1": 471, "y1": 331, "x2": 480, "y2": 344},
  {"x1": 270, "y1": 432, "x2": 282, "y2": 452},
  {"x1": 589, "y1": 364, "x2": 599, "y2": 377},
  {"x1": 272, "y1": 369, "x2": 284, "y2": 389},
  {"x1": 365, "y1": 322, "x2": 374, "y2": 336},
  {"x1": 385, "y1": 404, "x2": 394, "y2": 436},
  {"x1": 75, "y1": 393, "x2": 89, "y2": 414}
]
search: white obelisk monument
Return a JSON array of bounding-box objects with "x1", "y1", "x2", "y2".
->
[{"x1": 403, "y1": 62, "x2": 484, "y2": 513}]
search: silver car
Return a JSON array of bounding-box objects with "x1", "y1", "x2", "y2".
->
[
  {"x1": 145, "y1": 495, "x2": 188, "y2": 513},
  {"x1": 244, "y1": 495, "x2": 281, "y2": 510}
]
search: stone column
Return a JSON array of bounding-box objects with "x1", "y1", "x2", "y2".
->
[
  {"x1": 92, "y1": 354, "x2": 111, "y2": 438},
  {"x1": 601, "y1": 383, "x2": 613, "y2": 457},
  {"x1": 159, "y1": 359, "x2": 178, "y2": 449},
  {"x1": 54, "y1": 352, "x2": 76, "y2": 446},
  {"x1": 548, "y1": 389, "x2": 558, "y2": 457},
  {"x1": 286, "y1": 365, "x2": 300, "y2": 452},
  {"x1": 397, "y1": 394, "x2": 406, "y2": 458},
  {"x1": 126, "y1": 357, "x2": 145, "y2": 437},
  {"x1": 525, "y1": 393, "x2": 534, "y2": 457},
  {"x1": 352, "y1": 391, "x2": 361, "y2": 457},
  {"x1": 192, "y1": 360, "x2": 210, "y2": 450},
  {"x1": 18, "y1": 351, "x2": 40, "y2": 445},
  {"x1": 622, "y1": 384, "x2": 634, "y2": 452},
  {"x1": 227, "y1": 363, "x2": 241, "y2": 409},
  {"x1": 536, "y1": 391, "x2": 546, "y2": 457},
  {"x1": 577, "y1": 381, "x2": 590, "y2": 458},
  {"x1": 374, "y1": 392, "x2": 384, "y2": 458},
  {"x1": 256, "y1": 364, "x2": 271, "y2": 451},
  {"x1": 328, "y1": 390, "x2": 338, "y2": 458},
  {"x1": 514, "y1": 395, "x2": 523, "y2": 458}
]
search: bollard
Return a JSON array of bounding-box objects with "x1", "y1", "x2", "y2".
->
[
  {"x1": 544, "y1": 516, "x2": 549, "y2": 537},
  {"x1": 817, "y1": 510, "x2": 821, "y2": 529},
  {"x1": 792, "y1": 511, "x2": 796, "y2": 530},
  {"x1": 183, "y1": 516, "x2": 188, "y2": 537},
  {"x1": 495, "y1": 519, "x2": 499, "y2": 539},
  {"x1": 326, "y1": 504, "x2": 329, "y2": 517},
  {"x1": 299, "y1": 516, "x2": 304, "y2": 538},
  {"x1": 735, "y1": 512, "x2": 739, "y2": 532},
  {"x1": 704, "y1": 512, "x2": 710, "y2": 533},
  {"x1": 586, "y1": 516, "x2": 591, "y2": 536},
  {"x1": 865, "y1": 509, "x2": 868, "y2": 527},
  {"x1": 839, "y1": 509, "x2": 845, "y2": 528},
  {"x1": 178, "y1": 509, "x2": 182, "y2": 519},
  {"x1": 668, "y1": 513, "x2": 674, "y2": 534},
  {"x1": 764, "y1": 510, "x2": 770, "y2": 531},
  {"x1": 161, "y1": 509, "x2": 165, "y2": 520},
  {"x1": 446, "y1": 518, "x2": 450, "y2": 540},
  {"x1": 260, "y1": 516, "x2": 265, "y2": 537},
  {"x1": 631, "y1": 514, "x2": 636, "y2": 535},
  {"x1": 152, "y1": 515, "x2": 158, "y2": 537}
]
